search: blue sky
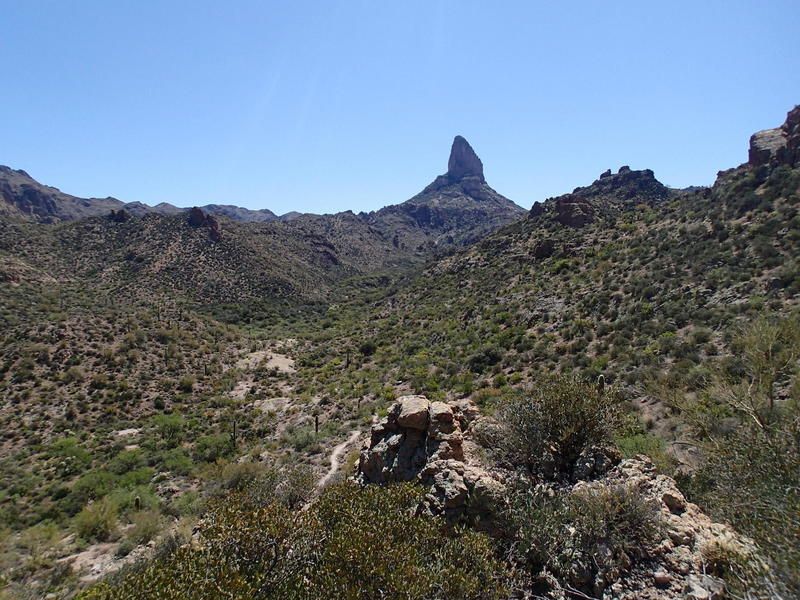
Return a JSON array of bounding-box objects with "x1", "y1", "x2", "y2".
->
[{"x1": 1, "y1": 1, "x2": 798, "y2": 214}]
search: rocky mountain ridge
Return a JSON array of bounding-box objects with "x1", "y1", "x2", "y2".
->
[
  {"x1": 0, "y1": 166, "x2": 293, "y2": 224},
  {"x1": 748, "y1": 104, "x2": 800, "y2": 168},
  {"x1": 530, "y1": 165, "x2": 674, "y2": 227}
]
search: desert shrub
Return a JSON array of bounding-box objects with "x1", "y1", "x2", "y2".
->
[
  {"x1": 78, "y1": 483, "x2": 508, "y2": 600},
  {"x1": 67, "y1": 470, "x2": 118, "y2": 513},
  {"x1": 508, "y1": 484, "x2": 661, "y2": 594},
  {"x1": 48, "y1": 437, "x2": 92, "y2": 477},
  {"x1": 467, "y1": 345, "x2": 503, "y2": 373},
  {"x1": 358, "y1": 340, "x2": 377, "y2": 356},
  {"x1": 151, "y1": 414, "x2": 185, "y2": 448},
  {"x1": 126, "y1": 510, "x2": 164, "y2": 546},
  {"x1": 108, "y1": 449, "x2": 146, "y2": 475},
  {"x1": 615, "y1": 432, "x2": 677, "y2": 474},
  {"x1": 193, "y1": 434, "x2": 233, "y2": 463},
  {"x1": 74, "y1": 497, "x2": 118, "y2": 542},
  {"x1": 673, "y1": 314, "x2": 800, "y2": 595},
  {"x1": 493, "y1": 375, "x2": 623, "y2": 476},
  {"x1": 158, "y1": 447, "x2": 193, "y2": 475}
]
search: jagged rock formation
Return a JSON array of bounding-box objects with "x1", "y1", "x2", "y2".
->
[
  {"x1": 108, "y1": 209, "x2": 131, "y2": 223},
  {"x1": 447, "y1": 135, "x2": 485, "y2": 182},
  {"x1": 187, "y1": 207, "x2": 222, "y2": 241},
  {"x1": 357, "y1": 397, "x2": 761, "y2": 599},
  {"x1": 533, "y1": 166, "x2": 673, "y2": 227},
  {"x1": 362, "y1": 136, "x2": 526, "y2": 249},
  {"x1": 749, "y1": 104, "x2": 800, "y2": 168},
  {"x1": 570, "y1": 458, "x2": 761, "y2": 600},
  {"x1": 356, "y1": 396, "x2": 506, "y2": 522}
]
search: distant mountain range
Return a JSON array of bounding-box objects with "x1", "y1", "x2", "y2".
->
[
  {"x1": 0, "y1": 136, "x2": 526, "y2": 302},
  {"x1": 0, "y1": 135, "x2": 525, "y2": 233},
  {"x1": 0, "y1": 165, "x2": 296, "y2": 223}
]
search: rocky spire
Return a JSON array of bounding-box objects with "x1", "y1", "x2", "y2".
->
[{"x1": 447, "y1": 136, "x2": 485, "y2": 182}]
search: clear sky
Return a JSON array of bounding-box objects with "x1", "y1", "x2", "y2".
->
[{"x1": 1, "y1": 1, "x2": 798, "y2": 214}]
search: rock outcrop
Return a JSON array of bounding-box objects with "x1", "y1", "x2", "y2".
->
[
  {"x1": 108, "y1": 208, "x2": 132, "y2": 223},
  {"x1": 356, "y1": 396, "x2": 506, "y2": 523},
  {"x1": 531, "y1": 166, "x2": 671, "y2": 228},
  {"x1": 570, "y1": 458, "x2": 762, "y2": 600},
  {"x1": 187, "y1": 207, "x2": 222, "y2": 242},
  {"x1": 749, "y1": 104, "x2": 800, "y2": 168},
  {"x1": 357, "y1": 397, "x2": 763, "y2": 599},
  {"x1": 555, "y1": 195, "x2": 596, "y2": 227}
]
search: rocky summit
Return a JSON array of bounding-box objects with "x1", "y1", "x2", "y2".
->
[
  {"x1": 447, "y1": 135, "x2": 485, "y2": 182},
  {"x1": 362, "y1": 135, "x2": 526, "y2": 248},
  {"x1": 531, "y1": 165, "x2": 674, "y2": 227}
]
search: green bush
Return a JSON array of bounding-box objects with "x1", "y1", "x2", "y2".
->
[
  {"x1": 127, "y1": 510, "x2": 164, "y2": 546},
  {"x1": 493, "y1": 375, "x2": 623, "y2": 476},
  {"x1": 193, "y1": 434, "x2": 233, "y2": 463},
  {"x1": 615, "y1": 433, "x2": 676, "y2": 474},
  {"x1": 78, "y1": 483, "x2": 508, "y2": 600},
  {"x1": 509, "y1": 484, "x2": 661, "y2": 594},
  {"x1": 74, "y1": 497, "x2": 118, "y2": 542}
]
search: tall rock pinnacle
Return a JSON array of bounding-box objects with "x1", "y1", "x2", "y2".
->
[{"x1": 447, "y1": 136, "x2": 485, "y2": 182}]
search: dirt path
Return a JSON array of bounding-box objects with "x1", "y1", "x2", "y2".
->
[{"x1": 317, "y1": 430, "x2": 361, "y2": 490}]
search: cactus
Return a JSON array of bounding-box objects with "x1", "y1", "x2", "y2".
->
[
  {"x1": 134, "y1": 495, "x2": 141, "y2": 511},
  {"x1": 229, "y1": 420, "x2": 238, "y2": 448},
  {"x1": 597, "y1": 374, "x2": 606, "y2": 395}
]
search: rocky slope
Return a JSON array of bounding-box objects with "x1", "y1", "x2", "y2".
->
[
  {"x1": 357, "y1": 396, "x2": 762, "y2": 600},
  {"x1": 0, "y1": 166, "x2": 124, "y2": 223},
  {"x1": 0, "y1": 207, "x2": 410, "y2": 303}
]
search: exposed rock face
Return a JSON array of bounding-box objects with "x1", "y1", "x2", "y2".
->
[
  {"x1": 749, "y1": 104, "x2": 800, "y2": 168},
  {"x1": 356, "y1": 396, "x2": 506, "y2": 522},
  {"x1": 0, "y1": 166, "x2": 124, "y2": 223},
  {"x1": 187, "y1": 207, "x2": 222, "y2": 242},
  {"x1": 357, "y1": 398, "x2": 762, "y2": 599},
  {"x1": 447, "y1": 135, "x2": 485, "y2": 182},
  {"x1": 555, "y1": 195, "x2": 596, "y2": 227}
]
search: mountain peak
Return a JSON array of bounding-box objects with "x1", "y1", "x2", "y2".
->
[{"x1": 447, "y1": 136, "x2": 484, "y2": 182}]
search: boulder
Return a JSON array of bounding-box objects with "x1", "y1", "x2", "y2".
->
[{"x1": 396, "y1": 395, "x2": 430, "y2": 429}]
